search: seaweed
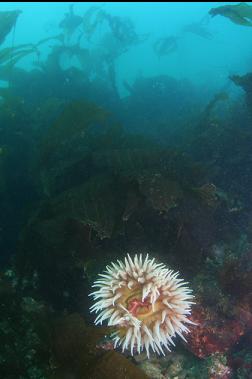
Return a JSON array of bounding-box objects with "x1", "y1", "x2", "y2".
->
[
  {"x1": 197, "y1": 91, "x2": 229, "y2": 130},
  {"x1": 153, "y1": 36, "x2": 178, "y2": 57},
  {"x1": 59, "y1": 4, "x2": 82, "y2": 42},
  {"x1": 82, "y1": 5, "x2": 146, "y2": 49},
  {"x1": 52, "y1": 313, "x2": 149, "y2": 378},
  {"x1": 82, "y1": 5, "x2": 107, "y2": 41},
  {"x1": 209, "y1": 3, "x2": 252, "y2": 27},
  {"x1": 50, "y1": 174, "x2": 125, "y2": 239},
  {"x1": 230, "y1": 73, "x2": 252, "y2": 113},
  {"x1": 38, "y1": 100, "x2": 111, "y2": 195},
  {"x1": 0, "y1": 10, "x2": 22, "y2": 45}
]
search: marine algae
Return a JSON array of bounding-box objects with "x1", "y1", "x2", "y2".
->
[
  {"x1": 209, "y1": 3, "x2": 252, "y2": 27},
  {"x1": 0, "y1": 10, "x2": 22, "y2": 45}
]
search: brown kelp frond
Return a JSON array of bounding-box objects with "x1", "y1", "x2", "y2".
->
[
  {"x1": 35, "y1": 34, "x2": 63, "y2": 48},
  {"x1": 82, "y1": 5, "x2": 146, "y2": 48},
  {"x1": 59, "y1": 4, "x2": 83, "y2": 41},
  {"x1": 197, "y1": 91, "x2": 229, "y2": 130},
  {"x1": 0, "y1": 9, "x2": 22, "y2": 45},
  {"x1": 82, "y1": 6, "x2": 107, "y2": 40},
  {"x1": 39, "y1": 100, "x2": 109, "y2": 177},
  {"x1": 182, "y1": 22, "x2": 212, "y2": 39},
  {"x1": 209, "y1": 3, "x2": 252, "y2": 26},
  {"x1": 0, "y1": 44, "x2": 38, "y2": 67},
  {"x1": 153, "y1": 36, "x2": 178, "y2": 57}
]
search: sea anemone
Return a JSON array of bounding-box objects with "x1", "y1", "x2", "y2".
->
[{"x1": 89, "y1": 254, "x2": 195, "y2": 357}]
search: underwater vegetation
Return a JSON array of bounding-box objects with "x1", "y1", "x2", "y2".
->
[
  {"x1": 0, "y1": 3, "x2": 252, "y2": 379},
  {"x1": 0, "y1": 9, "x2": 22, "y2": 45},
  {"x1": 181, "y1": 22, "x2": 212, "y2": 40},
  {"x1": 209, "y1": 2, "x2": 252, "y2": 27},
  {"x1": 153, "y1": 36, "x2": 178, "y2": 58},
  {"x1": 59, "y1": 4, "x2": 83, "y2": 42}
]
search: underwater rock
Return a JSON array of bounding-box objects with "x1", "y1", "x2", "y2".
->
[
  {"x1": 52, "y1": 313, "x2": 149, "y2": 379},
  {"x1": 234, "y1": 296, "x2": 252, "y2": 334},
  {"x1": 91, "y1": 351, "x2": 150, "y2": 379},
  {"x1": 187, "y1": 305, "x2": 245, "y2": 358},
  {"x1": 137, "y1": 360, "x2": 166, "y2": 379},
  {"x1": 135, "y1": 351, "x2": 219, "y2": 378},
  {"x1": 17, "y1": 215, "x2": 94, "y2": 312},
  {"x1": 231, "y1": 348, "x2": 252, "y2": 378},
  {"x1": 218, "y1": 249, "x2": 252, "y2": 299},
  {"x1": 207, "y1": 354, "x2": 232, "y2": 379},
  {"x1": 0, "y1": 269, "x2": 52, "y2": 378}
]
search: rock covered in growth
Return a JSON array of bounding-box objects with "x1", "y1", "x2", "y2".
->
[
  {"x1": 186, "y1": 305, "x2": 244, "y2": 358},
  {"x1": 52, "y1": 313, "x2": 149, "y2": 379}
]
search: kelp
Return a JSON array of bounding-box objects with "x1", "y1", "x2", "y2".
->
[
  {"x1": 50, "y1": 174, "x2": 124, "y2": 239},
  {"x1": 105, "y1": 14, "x2": 140, "y2": 47},
  {"x1": 55, "y1": 44, "x2": 90, "y2": 70},
  {"x1": 137, "y1": 174, "x2": 184, "y2": 213},
  {"x1": 193, "y1": 183, "x2": 218, "y2": 208},
  {"x1": 0, "y1": 45, "x2": 38, "y2": 67},
  {"x1": 0, "y1": 64, "x2": 24, "y2": 82},
  {"x1": 82, "y1": 6, "x2": 107, "y2": 40},
  {"x1": 209, "y1": 3, "x2": 252, "y2": 27},
  {"x1": 30, "y1": 97, "x2": 64, "y2": 132},
  {"x1": 82, "y1": 5, "x2": 145, "y2": 48},
  {"x1": 0, "y1": 87, "x2": 10, "y2": 99},
  {"x1": 230, "y1": 72, "x2": 252, "y2": 92},
  {"x1": 40, "y1": 100, "x2": 108, "y2": 168},
  {"x1": 39, "y1": 100, "x2": 111, "y2": 195},
  {"x1": 59, "y1": 4, "x2": 82, "y2": 42},
  {"x1": 0, "y1": 37, "x2": 60, "y2": 70},
  {"x1": 0, "y1": 89, "x2": 27, "y2": 122},
  {"x1": 0, "y1": 10, "x2": 22, "y2": 46},
  {"x1": 230, "y1": 72, "x2": 252, "y2": 113},
  {"x1": 197, "y1": 91, "x2": 229, "y2": 129},
  {"x1": 182, "y1": 22, "x2": 212, "y2": 39},
  {"x1": 128, "y1": 172, "x2": 217, "y2": 215},
  {"x1": 35, "y1": 34, "x2": 63, "y2": 48},
  {"x1": 0, "y1": 44, "x2": 33, "y2": 64},
  {"x1": 153, "y1": 36, "x2": 178, "y2": 57},
  {"x1": 93, "y1": 148, "x2": 204, "y2": 187},
  {"x1": 0, "y1": 44, "x2": 39, "y2": 85}
]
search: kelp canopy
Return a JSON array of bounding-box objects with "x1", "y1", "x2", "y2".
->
[
  {"x1": 0, "y1": 10, "x2": 22, "y2": 45},
  {"x1": 209, "y1": 2, "x2": 252, "y2": 26}
]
